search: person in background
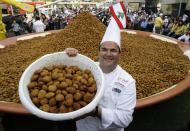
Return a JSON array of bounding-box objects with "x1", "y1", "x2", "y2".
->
[
  {"x1": 133, "y1": 16, "x2": 139, "y2": 30},
  {"x1": 0, "y1": 20, "x2": 6, "y2": 40},
  {"x1": 12, "y1": 20, "x2": 21, "y2": 36},
  {"x1": 41, "y1": 13, "x2": 48, "y2": 31},
  {"x1": 127, "y1": 18, "x2": 132, "y2": 29},
  {"x1": 162, "y1": 18, "x2": 174, "y2": 35},
  {"x1": 140, "y1": 18, "x2": 148, "y2": 31},
  {"x1": 171, "y1": 20, "x2": 185, "y2": 39},
  {"x1": 147, "y1": 17, "x2": 154, "y2": 32},
  {"x1": 47, "y1": 16, "x2": 54, "y2": 30},
  {"x1": 154, "y1": 13, "x2": 163, "y2": 34},
  {"x1": 161, "y1": 16, "x2": 169, "y2": 34},
  {"x1": 183, "y1": 20, "x2": 190, "y2": 33},
  {"x1": 182, "y1": 13, "x2": 188, "y2": 22},
  {"x1": 167, "y1": 19, "x2": 178, "y2": 37},
  {"x1": 65, "y1": 2, "x2": 136, "y2": 131},
  {"x1": 163, "y1": 16, "x2": 169, "y2": 27},
  {"x1": 178, "y1": 28, "x2": 190, "y2": 45},
  {"x1": 32, "y1": 16, "x2": 46, "y2": 33},
  {"x1": 33, "y1": 8, "x2": 39, "y2": 18}
]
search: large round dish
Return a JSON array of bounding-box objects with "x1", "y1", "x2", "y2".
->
[
  {"x1": 0, "y1": 30, "x2": 189, "y2": 114},
  {"x1": 18, "y1": 51, "x2": 105, "y2": 120}
]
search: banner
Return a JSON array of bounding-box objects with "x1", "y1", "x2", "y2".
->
[{"x1": 0, "y1": 0, "x2": 34, "y2": 13}]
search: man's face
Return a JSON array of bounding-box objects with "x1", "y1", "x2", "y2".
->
[{"x1": 99, "y1": 41, "x2": 120, "y2": 72}]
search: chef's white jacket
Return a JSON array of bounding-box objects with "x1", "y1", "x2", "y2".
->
[{"x1": 76, "y1": 64, "x2": 136, "y2": 131}]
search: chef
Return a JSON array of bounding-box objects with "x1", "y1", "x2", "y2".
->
[{"x1": 66, "y1": 2, "x2": 136, "y2": 131}]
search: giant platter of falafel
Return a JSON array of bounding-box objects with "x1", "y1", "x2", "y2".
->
[{"x1": 0, "y1": 12, "x2": 190, "y2": 114}]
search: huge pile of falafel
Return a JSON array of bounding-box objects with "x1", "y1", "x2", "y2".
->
[{"x1": 0, "y1": 12, "x2": 190, "y2": 104}]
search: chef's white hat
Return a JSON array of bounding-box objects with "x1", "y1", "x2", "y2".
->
[{"x1": 100, "y1": 17, "x2": 121, "y2": 49}]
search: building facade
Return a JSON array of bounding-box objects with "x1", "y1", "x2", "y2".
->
[
  {"x1": 160, "y1": 0, "x2": 189, "y2": 16},
  {"x1": 125, "y1": 0, "x2": 145, "y2": 11}
]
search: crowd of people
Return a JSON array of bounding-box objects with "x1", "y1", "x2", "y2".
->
[
  {"x1": 127, "y1": 10, "x2": 190, "y2": 44},
  {"x1": 2, "y1": 6, "x2": 190, "y2": 46},
  {"x1": 2, "y1": 7, "x2": 110, "y2": 37}
]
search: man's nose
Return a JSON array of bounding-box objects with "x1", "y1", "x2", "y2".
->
[{"x1": 106, "y1": 50, "x2": 112, "y2": 56}]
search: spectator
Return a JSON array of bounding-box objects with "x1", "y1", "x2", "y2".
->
[
  {"x1": 133, "y1": 16, "x2": 139, "y2": 30},
  {"x1": 171, "y1": 20, "x2": 185, "y2": 39},
  {"x1": 147, "y1": 17, "x2": 154, "y2": 32},
  {"x1": 41, "y1": 13, "x2": 48, "y2": 30},
  {"x1": 154, "y1": 13, "x2": 163, "y2": 34},
  {"x1": 47, "y1": 16, "x2": 54, "y2": 30},
  {"x1": 162, "y1": 18, "x2": 174, "y2": 35},
  {"x1": 178, "y1": 28, "x2": 190, "y2": 45},
  {"x1": 182, "y1": 13, "x2": 188, "y2": 22},
  {"x1": 183, "y1": 20, "x2": 190, "y2": 33},
  {"x1": 140, "y1": 19, "x2": 148, "y2": 31},
  {"x1": 168, "y1": 19, "x2": 178, "y2": 37},
  {"x1": 12, "y1": 20, "x2": 21, "y2": 36},
  {"x1": 163, "y1": 16, "x2": 169, "y2": 29},
  {"x1": 0, "y1": 20, "x2": 6, "y2": 40},
  {"x1": 32, "y1": 16, "x2": 45, "y2": 33}
]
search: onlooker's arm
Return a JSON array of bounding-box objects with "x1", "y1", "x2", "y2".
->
[{"x1": 178, "y1": 34, "x2": 185, "y2": 41}]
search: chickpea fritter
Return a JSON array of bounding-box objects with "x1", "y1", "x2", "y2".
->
[{"x1": 28, "y1": 65, "x2": 97, "y2": 113}]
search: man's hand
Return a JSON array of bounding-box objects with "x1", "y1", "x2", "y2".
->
[{"x1": 65, "y1": 48, "x2": 78, "y2": 57}]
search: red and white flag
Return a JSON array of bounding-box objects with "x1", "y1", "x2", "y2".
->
[
  {"x1": 109, "y1": 2, "x2": 128, "y2": 29},
  {"x1": 100, "y1": 2, "x2": 128, "y2": 49}
]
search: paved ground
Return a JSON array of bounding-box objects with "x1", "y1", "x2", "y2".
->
[{"x1": 1, "y1": 89, "x2": 190, "y2": 131}]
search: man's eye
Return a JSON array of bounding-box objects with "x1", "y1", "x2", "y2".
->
[
  {"x1": 111, "y1": 50, "x2": 118, "y2": 53},
  {"x1": 101, "y1": 48, "x2": 107, "y2": 52}
]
